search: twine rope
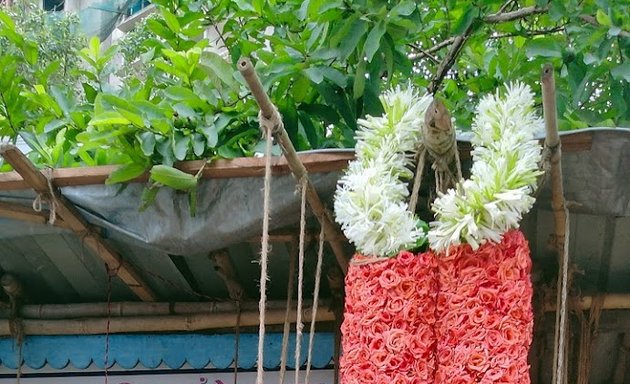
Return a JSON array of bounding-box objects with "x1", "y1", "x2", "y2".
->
[
  {"x1": 31, "y1": 168, "x2": 58, "y2": 225},
  {"x1": 305, "y1": 225, "x2": 325, "y2": 384},
  {"x1": 294, "y1": 177, "x2": 307, "y2": 384},
  {"x1": 278, "y1": 242, "x2": 297, "y2": 384},
  {"x1": 256, "y1": 113, "x2": 276, "y2": 384}
]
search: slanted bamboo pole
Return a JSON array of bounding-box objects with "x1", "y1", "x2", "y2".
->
[
  {"x1": 237, "y1": 58, "x2": 349, "y2": 274},
  {"x1": 0, "y1": 303, "x2": 334, "y2": 336},
  {"x1": 542, "y1": 64, "x2": 570, "y2": 384}
]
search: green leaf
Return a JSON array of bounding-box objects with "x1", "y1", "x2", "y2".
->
[
  {"x1": 200, "y1": 52, "x2": 236, "y2": 88},
  {"x1": 337, "y1": 18, "x2": 368, "y2": 60},
  {"x1": 453, "y1": 5, "x2": 476, "y2": 35},
  {"x1": 139, "y1": 132, "x2": 156, "y2": 156},
  {"x1": 353, "y1": 59, "x2": 366, "y2": 99},
  {"x1": 173, "y1": 133, "x2": 190, "y2": 161},
  {"x1": 106, "y1": 163, "x2": 147, "y2": 185},
  {"x1": 611, "y1": 63, "x2": 630, "y2": 82},
  {"x1": 90, "y1": 111, "x2": 131, "y2": 126},
  {"x1": 160, "y1": 9, "x2": 181, "y2": 33},
  {"x1": 150, "y1": 165, "x2": 198, "y2": 190},
  {"x1": 140, "y1": 186, "x2": 160, "y2": 211},
  {"x1": 525, "y1": 38, "x2": 562, "y2": 58},
  {"x1": 192, "y1": 133, "x2": 205, "y2": 156},
  {"x1": 364, "y1": 22, "x2": 387, "y2": 62},
  {"x1": 304, "y1": 67, "x2": 324, "y2": 84},
  {"x1": 44, "y1": 119, "x2": 67, "y2": 133},
  {"x1": 596, "y1": 9, "x2": 611, "y2": 26}
]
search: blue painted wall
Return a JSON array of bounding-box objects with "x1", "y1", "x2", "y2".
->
[{"x1": 0, "y1": 333, "x2": 335, "y2": 370}]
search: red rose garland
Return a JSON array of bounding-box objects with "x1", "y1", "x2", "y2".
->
[
  {"x1": 340, "y1": 251, "x2": 438, "y2": 384},
  {"x1": 434, "y1": 230, "x2": 533, "y2": 383},
  {"x1": 340, "y1": 230, "x2": 533, "y2": 384}
]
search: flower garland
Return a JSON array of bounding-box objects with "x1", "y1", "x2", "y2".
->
[
  {"x1": 340, "y1": 251, "x2": 438, "y2": 384},
  {"x1": 428, "y1": 83, "x2": 543, "y2": 252},
  {"x1": 334, "y1": 87, "x2": 432, "y2": 257},
  {"x1": 434, "y1": 230, "x2": 533, "y2": 383}
]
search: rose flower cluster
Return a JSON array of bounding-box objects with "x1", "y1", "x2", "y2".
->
[
  {"x1": 340, "y1": 230, "x2": 533, "y2": 383},
  {"x1": 340, "y1": 251, "x2": 438, "y2": 384}
]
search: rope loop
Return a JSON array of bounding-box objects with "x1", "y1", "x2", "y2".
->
[
  {"x1": 31, "y1": 168, "x2": 59, "y2": 225},
  {"x1": 258, "y1": 109, "x2": 283, "y2": 139}
]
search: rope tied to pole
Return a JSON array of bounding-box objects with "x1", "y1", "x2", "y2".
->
[
  {"x1": 305, "y1": 225, "x2": 325, "y2": 384},
  {"x1": 31, "y1": 167, "x2": 58, "y2": 225},
  {"x1": 256, "y1": 110, "x2": 275, "y2": 384},
  {"x1": 294, "y1": 176, "x2": 308, "y2": 384}
]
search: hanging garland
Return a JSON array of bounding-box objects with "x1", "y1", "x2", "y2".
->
[{"x1": 335, "y1": 83, "x2": 542, "y2": 384}]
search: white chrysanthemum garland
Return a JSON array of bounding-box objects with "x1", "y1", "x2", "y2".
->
[
  {"x1": 428, "y1": 82, "x2": 544, "y2": 252},
  {"x1": 334, "y1": 87, "x2": 432, "y2": 257}
]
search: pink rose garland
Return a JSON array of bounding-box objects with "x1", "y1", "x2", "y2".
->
[
  {"x1": 340, "y1": 230, "x2": 533, "y2": 384},
  {"x1": 340, "y1": 251, "x2": 438, "y2": 384},
  {"x1": 434, "y1": 230, "x2": 533, "y2": 384}
]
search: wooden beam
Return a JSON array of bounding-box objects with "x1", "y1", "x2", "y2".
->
[
  {"x1": 0, "y1": 151, "x2": 354, "y2": 191},
  {"x1": 208, "y1": 249, "x2": 245, "y2": 300},
  {"x1": 0, "y1": 145, "x2": 156, "y2": 302},
  {"x1": 0, "y1": 201, "x2": 70, "y2": 228},
  {"x1": 0, "y1": 133, "x2": 594, "y2": 192},
  {"x1": 0, "y1": 303, "x2": 334, "y2": 335},
  {"x1": 0, "y1": 300, "x2": 313, "y2": 319},
  {"x1": 544, "y1": 294, "x2": 630, "y2": 312}
]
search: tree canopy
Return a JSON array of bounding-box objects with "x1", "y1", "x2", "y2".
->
[{"x1": 0, "y1": 0, "x2": 628, "y2": 194}]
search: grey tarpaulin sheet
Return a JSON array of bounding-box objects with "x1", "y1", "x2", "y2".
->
[{"x1": 0, "y1": 129, "x2": 629, "y2": 253}]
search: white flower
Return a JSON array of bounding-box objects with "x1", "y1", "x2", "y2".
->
[
  {"x1": 428, "y1": 82, "x2": 544, "y2": 253},
  {"x1": 334, "y1": 86, "x2": 432, "y2": 257}
]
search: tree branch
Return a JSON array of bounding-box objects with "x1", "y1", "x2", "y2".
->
[
  {"x1": 579, "y1": 14, "x2": 630, "y2": 38},
  {"x1": 428, "y1": 24, "x2": 475, "y2": 94},
  {"x1": 484, "y1": 5, "x2": 548, "y2": 23},
  {"x1": 409, "y1": 37, "x2": 456, "y2": 61}
]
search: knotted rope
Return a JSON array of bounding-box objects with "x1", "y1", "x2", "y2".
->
[
  {"x1": 305, "y1": 225, "x2": 325, "y2": 384},
  {"x1": 31, "y1": 167, "x2": 58, "y2": 225},
  {"x1": 294, "y1": 177, "x2": 307, "y2": 384},
  {"x1": 256, "y1": 108, "x2": 279, "y2": 384}
]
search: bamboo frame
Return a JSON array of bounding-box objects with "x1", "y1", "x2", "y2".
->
[
  {"x1": 0, "y1": 303, "x2": 334, "y2": 336},
  {"x1": 0, "y1": 145, "x2": 156, "y2": 301},
  {"x1": 0, "y1": 151, "x2": 354, "y2": 191},
  {"x1": 0, "y1": 300, "x2": 304, "y2": 319},
  {"x1": 237, "y1": 58, "x2": 349, "y2": 274},
  {"x1": 542, "y1": 64, "x2": 571, "y2": 384}
]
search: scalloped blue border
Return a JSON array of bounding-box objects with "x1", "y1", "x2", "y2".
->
[{"x1": 0, "y1": 333, "x2": 334, "y2": 370}]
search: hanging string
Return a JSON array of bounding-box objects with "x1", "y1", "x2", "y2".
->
[
  {"x1": 278, "y1": 241, "x2": 297, "y2": 384},
  {"x1": 104, "y1": 264, "x2": 117, "y2": 384},
  {"x1": 233, "y1": 301, "x2": 242, "y2": 384},
  {"x1": 294, "y1": 177, "x2": 307, "y2": 384},
  {"x1": 305, "y1": 225, "x2": 325, "y2": 384},
  {"x1": 9, "y1": 296, "x2": 23, "y2": 384},
  {"x1": 256, "y1": 111, "x2": 276, "y2": 384}
]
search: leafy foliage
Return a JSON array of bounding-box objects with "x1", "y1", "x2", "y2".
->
[{"x1": 0, "y1": 0, "x2": 629, "y2": 192}]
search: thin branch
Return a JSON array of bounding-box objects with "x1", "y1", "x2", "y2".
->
[
  {"x1": 579, "y1": 14, "x2": 630, "y2": 38},
  {"x1": 489, "y1": 25, "x2": 565, "y2": 39},
  {"x1": 484, "y1": 5, "x2": 549, "y2": 23},
  {"x1": 409, "y1": 37, "x2": 456, "y2": 61},
  {"x1": 428, "y1": 24, "x2": 475, "y2": 94},
  {"x1": 408, "y1": 43, "x2": 440, "y2": 64}
]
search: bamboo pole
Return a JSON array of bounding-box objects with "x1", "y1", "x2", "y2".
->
[
  {"x1": 0, "y1": 303, "x2": 334, "y2": 336},
  {"x1": 237, "y1": 58, "x2": 349, "y2": 274},
  {"x1": 543, "y1": 294, "x2": 630, "y2": 312},
  {"x1": 0, "y1": 300, "x2": 310, "y2": 319},
  {"x1": 542, "y1": 64, "x2": 570, "y2": 384}
]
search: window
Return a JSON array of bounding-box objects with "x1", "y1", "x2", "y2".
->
[
  {"x1": 43, "y1": 0, "x2": 64, "y2": 11},
  {"x1": 127, "y1": 0, "x2": 151, "y2": 16}
]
